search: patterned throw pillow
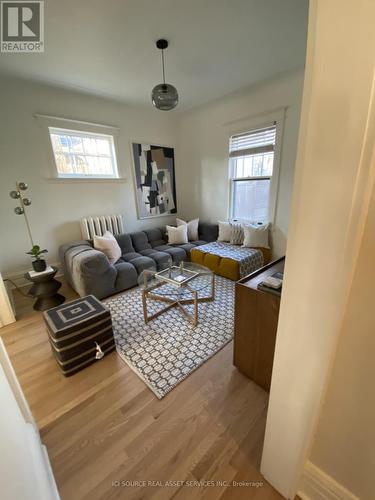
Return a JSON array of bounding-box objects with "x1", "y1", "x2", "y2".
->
[{"x1": 230, "y1": 223, "x2": 244, "y2": 245}]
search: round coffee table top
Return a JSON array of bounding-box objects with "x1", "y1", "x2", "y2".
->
[{"x1": 138, "y1": 261, "x2": 213, "y2": 297}]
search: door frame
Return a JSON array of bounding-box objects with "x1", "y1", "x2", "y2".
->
[{"x1": 260, "y1": 1, "x2": 375, "y2": 497}]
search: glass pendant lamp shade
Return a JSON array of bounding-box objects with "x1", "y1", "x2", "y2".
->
[
  {"x1": 152, "y1": 39, "x2": 178, "y2": 111},
  {"x1": 152, "y1": 83, "x2": 178, "y2": 111}
]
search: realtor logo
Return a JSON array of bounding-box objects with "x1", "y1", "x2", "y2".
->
[{"x1": 1, "y1": 1, "x2": 44, "y2": 52}]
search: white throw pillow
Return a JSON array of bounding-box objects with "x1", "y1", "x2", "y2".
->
[
  {"x1": 217, "y1": 221, "x2": 232, "y2": 242},
  {"x1": 176, "y1": 218, "x2": 199, "y2": 241},
  {"x1": 242, "y1": 224, "x2": 270, "y2": 249},
  {"x1": 93, "y1": 231, "x2": 121, "y2": 265},
  {"x1": 166, "y1": 224, "x2": 188, "y2": 245}
]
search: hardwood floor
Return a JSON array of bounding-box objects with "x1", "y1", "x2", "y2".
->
[{"x1": 1, "y1": 283, "x2": 283, "y2": 500}]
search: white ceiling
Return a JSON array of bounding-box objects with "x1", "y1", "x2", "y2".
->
[{"x1": 0, "y1": 0, "x2": 308, "y2": 111}]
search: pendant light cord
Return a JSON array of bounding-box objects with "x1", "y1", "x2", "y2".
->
[{"x1": 161, "y1": 49, "x2": 166, "y2": 84}]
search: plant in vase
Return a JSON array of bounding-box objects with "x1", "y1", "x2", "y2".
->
[
  {"x1": 26, "y1": 245, "x2": 48, "y2": 272},
  {"x1": 9, "y1": 181, "x2": 49, "y2": 273}
]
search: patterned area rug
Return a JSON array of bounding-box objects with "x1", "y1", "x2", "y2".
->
[{"x1": 104, "y1": 276, "x2": 234, "y2": 398}]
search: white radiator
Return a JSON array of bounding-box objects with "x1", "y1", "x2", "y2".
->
[{"x1": 80, "y1": 215, "x2": 124, "y2": 240}]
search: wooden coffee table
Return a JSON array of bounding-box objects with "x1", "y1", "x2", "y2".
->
[{"x1": 139, "y1": 263, "x2": 215, "y2": 327}]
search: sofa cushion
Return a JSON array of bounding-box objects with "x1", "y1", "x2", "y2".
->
[
  {"x1": 127, "y1": 256, "x2": 156, "y2": 274},
  {"x1": 139, "y1": 248, "x2": 159, "y2": 256},
  {"x1": 190, "y1": 240, "x2": 207, "y2": 246},
  {"x1": 72, "y1": 248, "x2": 117, "y2": 299},
  {"x1": 115, "y1": 234, "x2": 135, "y2": 255},
  {"x1": 198, "y1": 222, "x2": 218, "y2": 242},
  {"x1": 150, "y1": 239, "x2": 167, "y2": 249},
  {"x1": 153, "y1": 245, "x2": 187, "y2": 263},
  {"x1": 130, "y1": 231, "x2": 152, "y2": 252},
  {"x1": 114, "y1": 261, "x2": 138, "y2": 291},
  {"x1": 149, "y1": 239, "x2": 167, "y2": 249},
  {"x1": 153, "y1": 244, "x2": 171, "y2": 252},
  {"x1": 172, "y1": 243, "x2": 196, "y2": 256},
  {"x1": 139, "y1": 249, "x2": 171, "y2": 267},
  {"x1": 122, "y1": 252, "x2": 142, "y2": 262},
  {"x1": 144, "y1": 228, "x2": 166, "y2": 248},
  {"x1": 59, "y1": 241, "x2": 94, "y2": 288}
]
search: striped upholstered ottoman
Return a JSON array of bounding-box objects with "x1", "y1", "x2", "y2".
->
[{"x1": 43, "y1": 295, "x2": 115, "y2": 376}]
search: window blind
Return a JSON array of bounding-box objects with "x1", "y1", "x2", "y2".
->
[{"x1": 229, "y1": 124, "x2": 276, "y2": 158}]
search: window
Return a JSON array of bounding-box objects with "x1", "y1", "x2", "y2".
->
[
  {"x1": 229, "y1": 125, "x2": 276, "y2": 223},
  {"x1": 49, "y1": 127, "x2": 119, "y2": 178}
]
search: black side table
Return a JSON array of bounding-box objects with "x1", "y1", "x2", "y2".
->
[{"x1": 25, "y1": 266, "x2": 65, "y2": 311}]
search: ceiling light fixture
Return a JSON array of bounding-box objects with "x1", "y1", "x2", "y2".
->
[{"x1": 151, "y1": 39, "x2": 178, "y2": 111}]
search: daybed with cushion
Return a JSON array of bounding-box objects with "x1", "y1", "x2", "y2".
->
[
  {"x1": 191, "y1": 221, "x2": 272, "y2": 281},
  {"x1": 191, "y1": 242, "x2": 270, "y2": 281}
]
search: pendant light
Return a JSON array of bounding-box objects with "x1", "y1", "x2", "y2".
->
[{"x1": 151, "y1": 39, "x2": 178, "y2": 111}]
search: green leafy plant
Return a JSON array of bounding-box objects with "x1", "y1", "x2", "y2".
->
[{"x1": 26, "y1": 245, "x2": 48, "y2": 261}]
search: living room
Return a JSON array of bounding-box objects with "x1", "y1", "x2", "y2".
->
[{"x1": 1, "y1": 1, "x2": 375, "y2": 500}]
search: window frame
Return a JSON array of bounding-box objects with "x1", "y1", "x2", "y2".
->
[
  {"x1": 34, "y1": 114, "x2": 124, "y2": 182},
  {"x1": 225, "y1": 109, "x2": 285, "y2": 224},
  {"x1": 229, "y1": 134, "x2": 275, "y2": 223},
  {"x1": 48, "y1": 127, "x2": 119, "y2": 179},
  {"x1": 230, "y1": 174, "x2": 272, "y2": 224}
]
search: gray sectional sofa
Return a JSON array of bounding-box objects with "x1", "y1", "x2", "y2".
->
[{"x1": 59, "y1": 222, "x2": 218, "y2": 299}]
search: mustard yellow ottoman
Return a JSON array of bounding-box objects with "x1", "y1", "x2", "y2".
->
[{"x1": 191, "y1": 242, "x2": 268, "y2": 281}]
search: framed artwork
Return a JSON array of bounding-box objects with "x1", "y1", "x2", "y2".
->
[{"x1": 131, "y1": 142, "x2": 177, "y2": 219}]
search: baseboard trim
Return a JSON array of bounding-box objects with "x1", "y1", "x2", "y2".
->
[{"x1": 298, "y1": 461, "x2": 359, "y2": 500}]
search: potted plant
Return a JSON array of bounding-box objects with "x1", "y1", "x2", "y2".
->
[{"x1": 26, "y1": 245, "x2": 48, "y2": 272}]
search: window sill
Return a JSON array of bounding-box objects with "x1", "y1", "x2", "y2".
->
[{"x1": 46, "y1": 177, "x2": 127, "y2": 184}]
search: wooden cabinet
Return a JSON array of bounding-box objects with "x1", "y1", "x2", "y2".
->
[{"x1": 233, "y1": 257, "x2": 285, "y2": 392}]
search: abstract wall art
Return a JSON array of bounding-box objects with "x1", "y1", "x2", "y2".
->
[{"x1": 131, "y1": 143, "x2": 177, "y2": 219}]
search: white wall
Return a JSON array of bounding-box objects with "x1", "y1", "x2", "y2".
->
[
  {"x1": 261, "y1": 0, "x2": 375, "y2": 497},
  {"x1": 0, "y1": 339, "x2": 59, "y2": 499},
  {"x1": 0, "y1": 77, "x2": 179, "y2": 275},
  {"x1": 307, "y1": 156, "x2": 375, "y2": 499},
  {"x1": 176, "y1": 69, "x2": 305, "y2": 258},
  {"x1": 0, "y1": 70, "x2": 304, "y2": 275}
]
